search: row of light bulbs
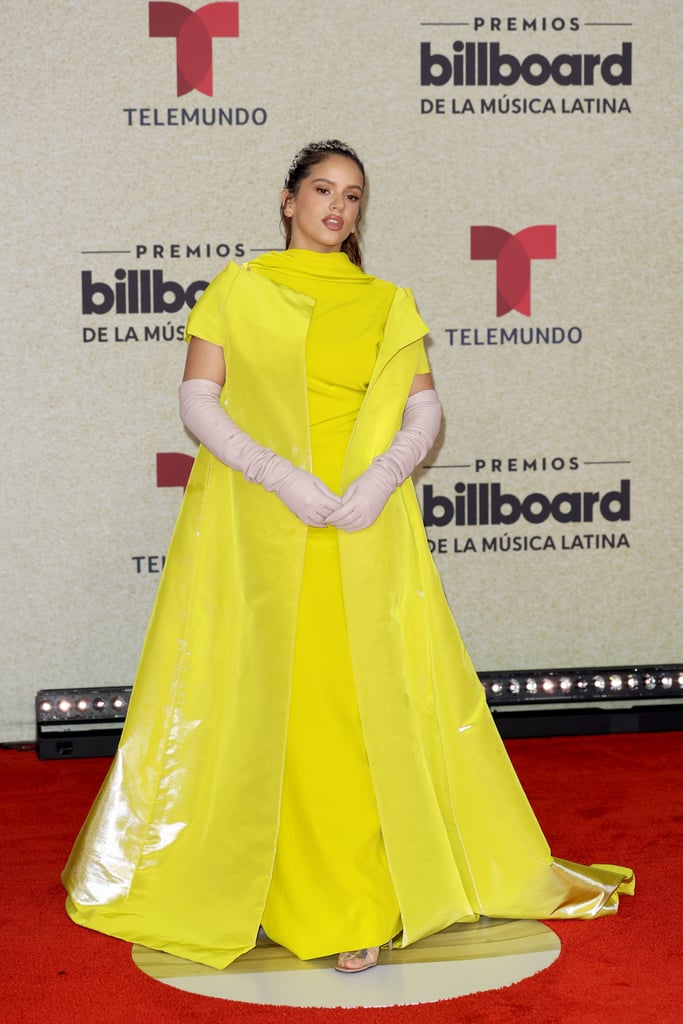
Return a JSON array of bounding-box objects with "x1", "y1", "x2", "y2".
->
[
  {"x1": 36, "y1": 688, "x2": 132, "y2": 721},
  {"x1": 36, "y1": 667, "x2": 682, "y2": 720},
  {"x1": 481, "y1": 668, "x2": 683, "y2": 703}
]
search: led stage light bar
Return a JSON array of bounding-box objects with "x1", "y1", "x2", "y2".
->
[
  {"x1": 479, "y1": 665, "x2": 683, "y2": 738},
  {"x1": 35, "y1": 665, "x2": 682, "y2": 756},
  {"x1": 36, "y1": 687, "x2": 132, "y2": 759}
]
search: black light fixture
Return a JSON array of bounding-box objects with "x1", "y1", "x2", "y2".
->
[
  {"x1": 34, "y1": 663, "x2": 683, "y2": 757},
  {"x1": 35, "y1": 687, "x2": 132, "y2": 759},
  {"x1": 479, "y1": 664, "x2": 683, "y2": 738}
]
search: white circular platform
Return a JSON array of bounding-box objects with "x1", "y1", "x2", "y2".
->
[{"x1": 132, "y1": 918, "x2": 561, "y2": 1008}]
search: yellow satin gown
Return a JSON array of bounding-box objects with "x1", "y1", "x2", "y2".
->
[
  {"x1": 254, "y1": 251, "x2": 427, "y2": 956},
  {"x1": 63, "y1": 250, "x2": 633, "y2": 969}
]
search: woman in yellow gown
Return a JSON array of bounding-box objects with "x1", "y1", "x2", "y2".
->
[{"x1": 63, "y1": 141, "x2": 633, "y2": 973}]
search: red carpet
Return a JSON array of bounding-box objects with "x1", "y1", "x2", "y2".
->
[{"x1": 1, "y1": 732, "x2": 681, "y2": 1023}]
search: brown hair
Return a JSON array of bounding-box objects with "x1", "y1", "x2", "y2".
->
[{"x1": 280, "y1": 140, "x2": 366, "y2": 268}]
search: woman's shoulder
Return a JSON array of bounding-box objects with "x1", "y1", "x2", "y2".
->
[
  {"x1": 355, "y1": 266, "x2": 405, "y2": 299},
  {"x1": 361, "y1": 265, "x2": 415, "y2": 295},
  {"x1": 368, "y1": 275, "x2": 419, "y2": 309},
  {"x1": 209, "y1": 259, "x2": 243, "y2": 285}
]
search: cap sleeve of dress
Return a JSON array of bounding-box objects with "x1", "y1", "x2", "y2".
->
[
  {"x1": 184, "y1": 261, "x2": 241, "y2": 346},
  {"x1": 399, "y1": 287, "x2": 431, "y2": 373}
]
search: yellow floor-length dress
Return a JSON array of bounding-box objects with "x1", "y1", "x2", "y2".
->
[
  {"x1": 63, "y1": 249, "x2": 633, "y2": 970},
  {"x1": 253, "y1": 250, "x2": 428, "y2": 957}
]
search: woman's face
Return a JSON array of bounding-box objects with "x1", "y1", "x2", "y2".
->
[{"x1": 282, "y1": 154, "x2": 364, "y2": 253}]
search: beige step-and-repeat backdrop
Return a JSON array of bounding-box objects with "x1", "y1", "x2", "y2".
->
[{"x1": 2, "y1": 1, "x2": 680, "y2": 739}]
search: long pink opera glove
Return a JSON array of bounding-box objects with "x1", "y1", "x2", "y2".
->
[
  {"x1": 326, "y1": 388, "x2": 442, "y2": 533},
  {"x1": 179, "y1": 378, "x2": 341, "y2": 527}
]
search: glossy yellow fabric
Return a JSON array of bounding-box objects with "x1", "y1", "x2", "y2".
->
[
  {"x1": 253, "y1": 252, "x2": 408, "y2": 957},
  {"x1": 63, "y1": 250, "x2": 633, "y2": 970}
]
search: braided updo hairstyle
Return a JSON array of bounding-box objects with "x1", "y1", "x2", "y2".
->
[{"x1": 280, "y1": 140, "x2": 366, "y2": 268}]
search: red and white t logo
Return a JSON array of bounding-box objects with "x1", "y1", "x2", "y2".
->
[
  {"x1": 149, "y1": 2, "x2": 239, "y2": 96},
  {"x1": 157, "y1": 452, "x2": 194, "y2": 491},
  {"x1": 471, "y1": 225, "x2": 557, "y2": 316}
]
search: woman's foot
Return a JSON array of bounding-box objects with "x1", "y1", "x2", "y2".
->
[{"x1": 335, "y1": 946, "x2": 380, "y2": 973}]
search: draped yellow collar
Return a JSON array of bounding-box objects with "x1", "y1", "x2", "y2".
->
[{"x1": 248, "y1": 248, "x2": 374, "y2": 285}]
